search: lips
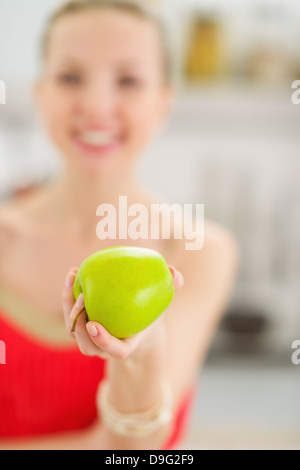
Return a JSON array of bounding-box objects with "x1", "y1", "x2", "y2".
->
[
  {"x1": 72, "y1": 129, "x2": 122, "y2": 156},
  {"x1": 78, "y1": 130, "x2": 117, "y2": 146}
]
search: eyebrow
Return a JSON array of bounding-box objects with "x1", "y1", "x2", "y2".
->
[
  {"x1": 56, "y1": 56, "x2": 147, "y2": 70},
  {"x1": 56, "y1": 57, "x2": 84, "y2": 68}
]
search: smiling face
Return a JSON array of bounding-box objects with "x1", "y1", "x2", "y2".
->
[{"x1": 35, "y1": 8, "x2": 174, "y2": 178}]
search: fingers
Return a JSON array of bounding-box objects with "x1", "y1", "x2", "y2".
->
[
  {"x1": 85, "y1": 311, "x2": 167, "y2": 360},
  {"x1": 62, "y1": 267, "x2": 78, "y2": 333},
  {"x1": 72, "y1": 307, "x2": 110, "y2": 359},
  {"x1": 86, "y1": 322, "x2": 139, "y2": 360},
  {"x1": 169, "y1": 265, "x2": 184, "y2": 291},
  {"x1": 61, "y1": 263, "x2": 184, "y2": 361},
  {"x1": 69, "y1": 293, "x2": 85, "y2": 332},
  {"x1": 62, "y1": 267, "x2": 138, "y2": 360}
]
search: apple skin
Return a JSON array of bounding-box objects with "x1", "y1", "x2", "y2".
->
[{"x1": 73, "y1": 246, "x2": 175, "y2": 338}]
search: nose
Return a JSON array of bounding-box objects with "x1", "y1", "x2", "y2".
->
[{"x1": 79, "y1": 78, "x2": 117, "y2": 120}]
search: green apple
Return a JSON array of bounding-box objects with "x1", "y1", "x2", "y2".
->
[{"x1": 72, "y1": 246, "x2": 175, "y2": 338}]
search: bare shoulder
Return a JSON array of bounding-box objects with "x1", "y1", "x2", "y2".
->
[
  {"x1": 169, "y1": 218, "x2": 240, "y2": 285},
  {"x1": 0, "y1": 199, "x2": 21, "y2": 258},
  {"x1": 130, "y1": 190, "x2": 240, "y2": 278},
  {"x1": 0, "y1": 198, "x2": 19, "y2": 233},
  {"x1": 164, "y1": 218, "x2": 240, "y2": 393},
  {"x1": 0, "y1": 195, "x2": 36, "y2": 259},
  {"x1": 0, "y1": 186, "x2": 44, "y2": 237},
  {"x1": 0, "y1": 196, "x2": 27, "y2": 225},
  {"x1": 200, "y1": 219, "x2": 240, "y2": 259},
  {"x1": 141, "y1": 190, "x2": 240, "y2": 275}
]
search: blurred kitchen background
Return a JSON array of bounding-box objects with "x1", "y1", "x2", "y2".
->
[{"x1": 0, "y1": 0, "x2": 299, "y2": 449}]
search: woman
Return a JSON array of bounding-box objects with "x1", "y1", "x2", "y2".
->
[{"x1": 0, "y1": 0, "x2": 239, "y2": 450}]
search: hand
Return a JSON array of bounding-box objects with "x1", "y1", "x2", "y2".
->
[{"x1": 62, "y1": 265, "x2": 184, "y2": 361}]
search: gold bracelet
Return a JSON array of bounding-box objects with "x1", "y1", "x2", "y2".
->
[{"x1": 97, "y1": 379, "x2": 174, "y2": 438}]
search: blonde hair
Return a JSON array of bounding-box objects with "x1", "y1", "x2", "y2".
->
[{"x1": 41, "y1": 0, "x2": 175, "y2": 85}]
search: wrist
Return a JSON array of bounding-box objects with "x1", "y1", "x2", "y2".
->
[
  {"x1": 97, "y1": 378, "x2": 173, "y2": 439},
  {"x1": 128, "y1": 316, "x2": 167, "y2": 362},
  {"x1": 109, "y1": 317, "x2": 167, "y2": 373},
  {"x1": 104, "y1": 335, "x2": 167, "y2": 414},
  {"x1": 106, "y1": 358, "x2": 165, "y2": 413}
]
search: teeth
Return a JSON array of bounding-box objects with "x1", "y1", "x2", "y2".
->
[{"x1": 79, "y1": 131, "x2": 116, "y2": 146}]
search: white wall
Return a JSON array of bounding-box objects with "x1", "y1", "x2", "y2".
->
[
  {"x1": 0, "y1": 0, "x2": 299, "y2": 81},
  {"x1": 0, "y1": 0, "x2": 62, "y2": 80}
]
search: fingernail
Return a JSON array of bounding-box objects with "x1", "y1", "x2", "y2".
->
[
  {"x1": 87, "y1": 323, "x2": 98, "y2": 337},
  {"x1": 76, "y1": 293, "x2": 84, "y2": 308},
  {"x1": 177, "y1": 273, "x2": 184, "y2": 289}
]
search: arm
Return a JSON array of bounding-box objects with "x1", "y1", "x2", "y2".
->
[
  {"x1": 165, "y1": 222, "x2": 240, "y2": 402},
  {"x1": 61, "y1": 268, "x2": 184, "y2": 451},
  {"x1": 0, "y1": 270, "x2": 183, "y2": 451},
  {"x1": 66, "y1": 224, "x2": 239, "y2": 450},
  {"x1": 1, "y1": 224, "x2": 239, "y2": 450}
]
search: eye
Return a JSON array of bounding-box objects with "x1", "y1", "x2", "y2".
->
[
  {"x1": 119, "y1": 76, "x2": 141, "y2": 88},
  {"x1": 57, "y1": 73, "x2": 82, "y2": 85}
]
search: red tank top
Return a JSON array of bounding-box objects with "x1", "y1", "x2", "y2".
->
[{"x1": 0, "y1": 312, "x2": 195, "y2": 449}]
